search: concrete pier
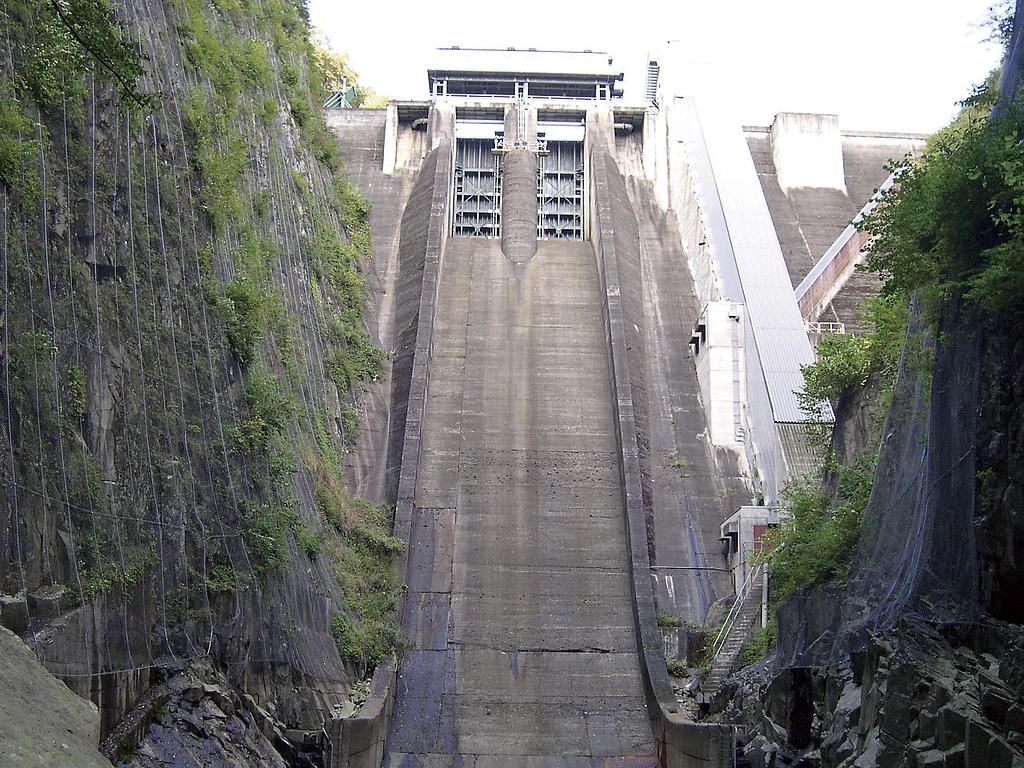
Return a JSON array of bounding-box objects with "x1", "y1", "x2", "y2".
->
[{"x1": 500, "y1": 149, "x2": 539, "y2": 263}]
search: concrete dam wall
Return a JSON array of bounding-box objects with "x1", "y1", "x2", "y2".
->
[
  {"x1": 328, "y1": 105, "x2": 738, "y2": 767},
  {"x1": 386, "y1": 239, "x2": 660, "y2": 764}
]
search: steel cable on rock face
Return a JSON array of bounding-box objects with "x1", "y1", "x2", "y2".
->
[
  {"x1": 21, "y1": 145, "x2": 59, "y2": 593},
  {"x1": 149, "y1": 8, "x2": 257, "y2": 666},
  {"x1": 125, "y1": 104, "x2": 176, "y2": 664},
  {"x1": 136, "y1": 7, "x2": 223, "y2": 651},
  {"x1": 263, "y1": 122, "x2": 324, "y2": 440},
  {"x1": 158, "y1": 65, "x2": 246, "y2": 635},
  {"x1": 60, "y1": 80, "x2": 82, "y2": 369},
  {"x1": 2, "y1": 192, "x2": 36, "y2": 640},
  {"x1": 151, "y1": 98, "x2": 216, "y2": 657},
  {"x1": 0, "y1": 5, "x2": 37, "y2": 639},
  {"x1": 105, "y1": 109, "x2": 146, "y2": 672},
  {"x1": 36, "y1": 109, "x2": 91, "y2": 663},
  {"x1": 147, "y1": 112, "x2": 206, "y2": 659}
]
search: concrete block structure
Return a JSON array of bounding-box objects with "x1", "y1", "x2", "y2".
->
[{"x1": 327, "y1": 45, "x2": 922, "y2": 766}]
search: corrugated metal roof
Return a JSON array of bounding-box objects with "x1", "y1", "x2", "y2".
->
[
  {"x1": 692, "y1": 99, "x2": 829, "y2": 424},
  {"x1": 428, "y1": 48, "x2": 621, "y2": 80},
  {"x1": 777, "y1": 422, "x2": 821, "y2": 481}
]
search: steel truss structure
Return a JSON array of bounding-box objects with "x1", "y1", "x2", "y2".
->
[
  {"x1": 452, "y1": 137, "x2": 585, "y2": 240},
  {"x1": 453, "y1": 138, "x2": 502, "y2": 238},
  {"x1": 537, "y1": 140, "x2": 584, "y2": 240}
]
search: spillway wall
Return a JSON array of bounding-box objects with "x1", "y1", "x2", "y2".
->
[
  {"x1": 385, "y1": 143, "x2": 452, "y2": 504},
  {"x1": 589, "y1": 120, "x2": 737, "y2": 765}
]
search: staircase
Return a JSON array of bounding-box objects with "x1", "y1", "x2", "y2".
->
[{"x1": 706, "y1": 565, "x2": 765, "y2": 690}]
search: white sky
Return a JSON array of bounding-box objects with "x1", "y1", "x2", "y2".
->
[{"x1": 309, "y1": 0, "x2": 1005, "y2": 134}]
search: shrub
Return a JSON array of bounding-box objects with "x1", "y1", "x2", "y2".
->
[
  {"x1": 241, "y1": 500, "x2": 296, "y2": 576},
  {"x1": 314, "y1": 451, "x2": 404, "y2": 671},
  {"x1": 666, "y1": 659, "x2": 687, "y2": 677},
  {"x1": 657, "y1": 613, "x2": 683, "y2": 628},
  {"x1": 862, "y1": 100, "x2": 1024, "y2": 318},
  {"x1": 341, "y1": 403, "x2": 360, "y2": 448},
  {"x1": 797, "y1": 333, "x2": 873, "y2": 417},
  {"x1": 231, "y1": 373, "x2": 290, "y2": 452},
  {"x1": 295, "y1": 523, "x2": 322, "y2": 559},
  {"x1": 765, "y1": 455, "x2": 875, "y2": 604},
  {"x1": 739, "y1": 620, "x2": 776, "y2": 667},
  {"x1": 222, "y1": 277, "x2": 268, "y2": 364},
  {"x1": 206, "y1": 564, "x2": 251, "y2": 592},
  {"x1": 65, "y1": 363, "x2": 87, "y2": 434},
  {"x1": 0, "y1": 98, "x2": 41, "y2": 209}
]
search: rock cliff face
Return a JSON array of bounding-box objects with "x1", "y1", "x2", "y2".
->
[
  {"x1": 714, "y1": 621, "x2": 1024, "y2": 768},
  {"x1": 0, "y1": 0, "x2": 399, "y2": 762},
  {"x1": 706, "y1": 287, "x2": 1024, "y2": 767},
  {"x1": 974, "y1": 319, "x2": 1024, "y2": 624}
]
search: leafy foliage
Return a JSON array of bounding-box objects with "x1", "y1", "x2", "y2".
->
[
  {"x1": 230, "y1": 373, "x2": 291, "y2": 452},
  {"x1": 309, "y1": 39, "x2": 386, "y2": 109},
  {"x1": 765, "y1": 455, "x2": 876, "y2": 604},
  {"x1": 0, "y1": 97, "x2": 43, "y2": 212},
  {"x1": 314, "y1": 452, "x2": 404, "y2": 670},
  {"x1": 47, "y1": 0, "x2": 148, "y2": 105},
  {"x1": 739, "y1": 619, "x2": 776, "y2": 666},
  {"x1": 242, "y1": 500, "x2": 297, "y2": 576},
  {"x1": 222, "y1": 278, "x2": 270, "y2": 364},
  {"x1": 666, "y1": 659, "x2": 687, "y2": 677},
  {"x1": 1, "y1": 0, "x2": 147, "y2": 106},
  {"x1": 797, "y1": 334, "x2": 873, "y2": 416},
  {"x1": 861, "y1": 100, "x2": 1024, "y2": 318}
]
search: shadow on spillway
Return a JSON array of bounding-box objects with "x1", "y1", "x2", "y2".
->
[{"x1": 384, "y1": 239, "x2": 660, "y2": 766}]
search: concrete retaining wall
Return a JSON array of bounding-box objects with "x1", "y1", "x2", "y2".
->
[
  {"x1": 330, "y1": 132, "x2": 452, "y2": 768},
  {"x1": 588, "y1": 113, "x2": 735, "y2": 767},
  {"x1": 326, "y1": 660, "x2": 396, "y2": 768},
  {"x1": 795, "y1": 225, "x2": 868, "y2": 322},
  {"x1": 390, "y1": 136, "x2": 452, "y2": 582},
  {"x1": 665, "y1": 717, "x2": 737, "y2": 768}
]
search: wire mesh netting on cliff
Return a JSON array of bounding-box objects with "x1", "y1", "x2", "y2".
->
[
  {"x1": 0, "y1": 0, "x2": 386, "y2": 722},
  {"x1": 777, "y1": 299, "x2": 983, "y2": 668}
]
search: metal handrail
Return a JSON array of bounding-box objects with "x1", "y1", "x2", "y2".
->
[{"x1": 708, "y1": 561, "x2": 764, "y2": 664}]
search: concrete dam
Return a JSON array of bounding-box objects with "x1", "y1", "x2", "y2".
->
[{"x1": 327, "y1": 47, "x2": 920, "y2": 767}]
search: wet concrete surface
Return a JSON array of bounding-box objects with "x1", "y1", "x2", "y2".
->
[{"x1": 385, "y1": 239, "x2": 659, "y2": 766}]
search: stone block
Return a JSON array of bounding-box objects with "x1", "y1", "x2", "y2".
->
[
  {"x1": 965, "y1": 717, "x2": 993, "y2": 767},
  {"x1": 915, "y1": 749, "x2": 947, "y2": 768},
  {"x1": 0, "y1": 594, "x2": 29, "y2": 633},
  {"x1": 982, "y1": 688, "x2": 1013, "y2": 725},
  {"x1": 986, "y1": 735, "x2": 1016, "y2": 768},
  {"x1": 27, "y1": 584, "x2": 71, "y2": 622},
  {"x1": 1006, "y1": 705, "x2": 1024, "y2": 736},
  {"x1": 918, "y1": 710, "x2": 936, "y2": 742},
  {"x1": 944, "y1": 745, "x2": 966, "y2": 768},
  {"x1": 935, "y1": 706, "x2": 966, "y2": 752}
]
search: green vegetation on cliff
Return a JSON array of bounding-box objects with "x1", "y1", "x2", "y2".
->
[
  {"x1": 863, "y1": 81, "x2": 1024, "y2": 318},
  {"x1": 0, "y1": 0, "x2": 400, "y2": 683},
  {"x1": 753, "y1": 72, "x2": 1024, "y2": 669},
  {"x1": 767, "y1": 454, "x2": 876, "y2": 605}
]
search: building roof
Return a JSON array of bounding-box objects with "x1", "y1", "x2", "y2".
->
[{"x1": 427, "y1": 47, "x2": 623, "y2": 98}]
